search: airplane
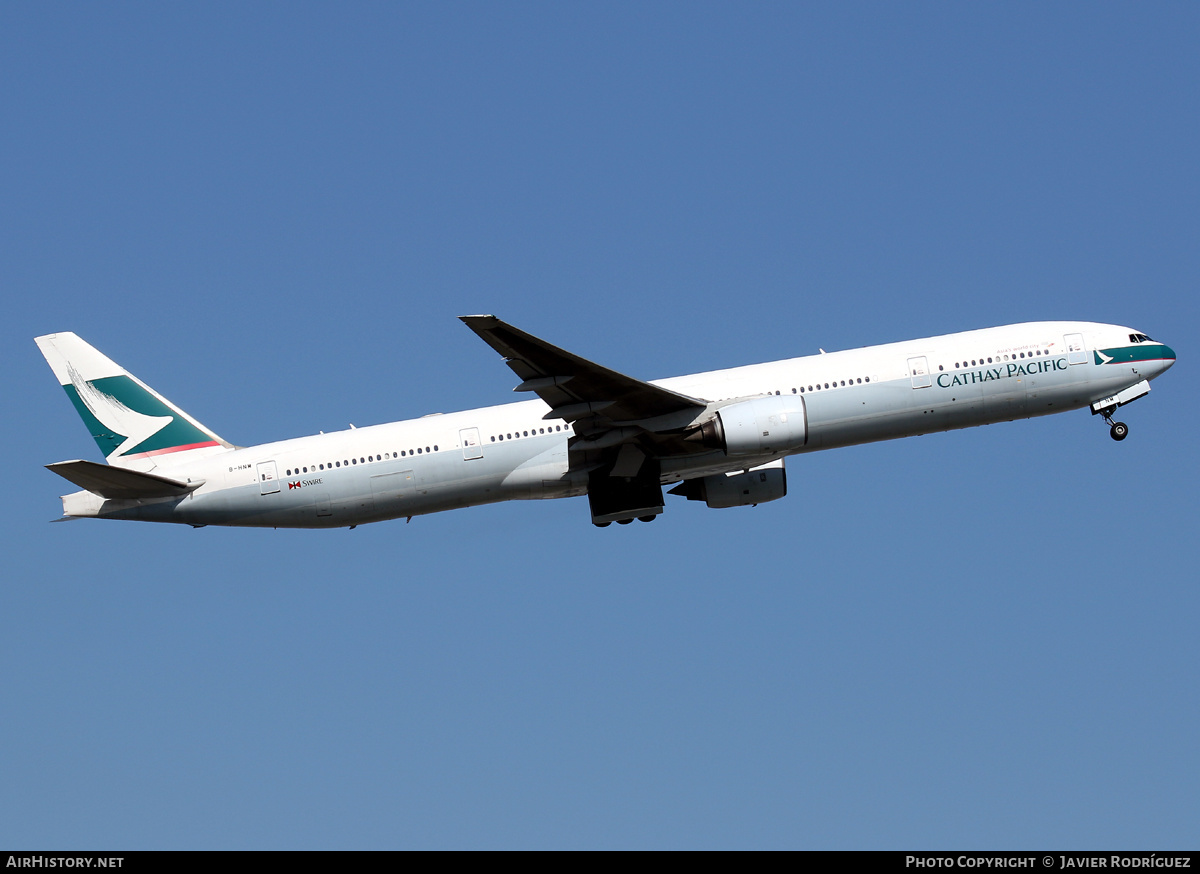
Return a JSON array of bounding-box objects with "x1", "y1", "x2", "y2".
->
[{"x1": 36, "y1": 317, "x2": 1175, "y2": 529}]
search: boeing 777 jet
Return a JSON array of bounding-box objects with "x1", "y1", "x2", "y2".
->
[{"x1": 37, "y1": 317, "x2": 1175, "y2": 528}]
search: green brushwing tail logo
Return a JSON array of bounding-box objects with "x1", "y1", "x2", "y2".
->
[{"x1": 62, "y1": 365, "x2": 217, "y2": 459}]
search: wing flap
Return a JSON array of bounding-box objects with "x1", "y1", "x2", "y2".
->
[{"x1": 47, "y1": 459, "x2": 202, "y2": 500}]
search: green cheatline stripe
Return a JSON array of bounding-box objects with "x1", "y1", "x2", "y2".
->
[
  {"x1": 62, "y1": 375, "x2": 215, "y2": 458},
  {"x1": 1095, "y1": 345, "x2": 1175, "y2": 365}
]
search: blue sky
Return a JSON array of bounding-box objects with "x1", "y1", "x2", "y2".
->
[{"x1": 2, "y1": 2, "x2": 1197, "y2": 849}]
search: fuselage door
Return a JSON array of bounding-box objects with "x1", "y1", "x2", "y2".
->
[
  {"x1": 257, "y1": 460, "x2": 280, "y2": 495},
  {"x1": 908, "y1": 356, "x2": 932, "y2": 388},
  {"x1": 1065, "y1": 333, "x2": 1087, "y2": 365},
  {"x1": 460, "y1": 427, "x2": 483, "y2": 460}
]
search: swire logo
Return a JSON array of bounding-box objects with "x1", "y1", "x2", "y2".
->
[{"x1": 288, "y1": 481, "x2": 301, "y2": 490}]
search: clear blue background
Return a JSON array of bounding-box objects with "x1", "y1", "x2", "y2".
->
[{"x1": 2, "y1": 2, "x2": 1196, "y2": 849}]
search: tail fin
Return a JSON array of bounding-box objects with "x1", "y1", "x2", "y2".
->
[{"x1": 35, "y1": 332, "x2": 233, "y2": 469}]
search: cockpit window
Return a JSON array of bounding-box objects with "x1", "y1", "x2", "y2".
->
[{"x1": 1129, "y1": 333, "x2": 1155, "y2": 343}]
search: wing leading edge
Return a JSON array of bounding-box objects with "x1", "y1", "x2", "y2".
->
[{"x1": 459, "y1": 315, "x2": 707, "y2": 433}]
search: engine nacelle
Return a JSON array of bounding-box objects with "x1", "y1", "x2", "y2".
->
[
  {"x1": 669, "y1": 460, "x2": 787, "y2": 509},
  {"x1": 690, "y1": 396, "x2": 807, "y2": 456}
]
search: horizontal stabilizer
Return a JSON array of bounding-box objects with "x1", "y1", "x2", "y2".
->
[{"x1": 46, "y1": 459, "x2": 202, "y2": 500}]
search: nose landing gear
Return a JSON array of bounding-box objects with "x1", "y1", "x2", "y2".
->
[{"x1": 1097, "y1": 405, "x2": 1129, "y2": 441}]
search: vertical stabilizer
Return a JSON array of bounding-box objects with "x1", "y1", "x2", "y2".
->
[{"x1": 35, "y1": 332, "x2": 233, "y2": 470}]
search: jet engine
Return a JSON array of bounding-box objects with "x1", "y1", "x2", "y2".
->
[
  {"x1": 668, "y1": 460, "x2": 787, "y2": 509},
  {"x1": 686, "y1": 395, "x2": 807, "y2": 455}
]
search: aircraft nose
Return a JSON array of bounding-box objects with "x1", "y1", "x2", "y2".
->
[{"x1": 1159, "y1": 343, "x2": 1176, "y2": 371}]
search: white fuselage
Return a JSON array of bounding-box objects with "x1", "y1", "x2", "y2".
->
[{"x1": 71, "y1": 321, "x2": 1174, "y2": 528}]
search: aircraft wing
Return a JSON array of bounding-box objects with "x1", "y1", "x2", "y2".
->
[
  {"x1": 459, "y1": 315, "x2": 707, "y2": 432},
  {"x1": 46, "y1": 459, "x2": 202, "y2": 500}
]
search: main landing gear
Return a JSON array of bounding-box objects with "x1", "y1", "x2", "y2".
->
[
  {"x1": 594, "y1": 515, "x2": 658, "y2": 528},
  {"x1": 1098, "y1": 406, "x2": 1129, "y2": 441}
]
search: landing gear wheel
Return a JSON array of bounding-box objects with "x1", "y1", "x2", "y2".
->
[
  {"x1": 637, "y1": 515, "x2": 657, "y2": 523},
  {"x1": 1110, "y1": 422, "x2": 1129, "y2": 441},
  {"x1": 594, "y1": 521, "x2": 611, "y2": 528}
]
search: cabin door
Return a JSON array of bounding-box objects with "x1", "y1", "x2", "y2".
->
[
  {"x1": 1065, "y1": 333, "x2": 1088, "y2": 365},
  {"x1": 460, "y1": 427, "x2": 483, "y2": 460},
  {"x1": 257, "y1": 461, "x2": 280, "y2": 495},
  {"x1": 908, "y1": 356, "x2": 932, "y2": 388}
]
